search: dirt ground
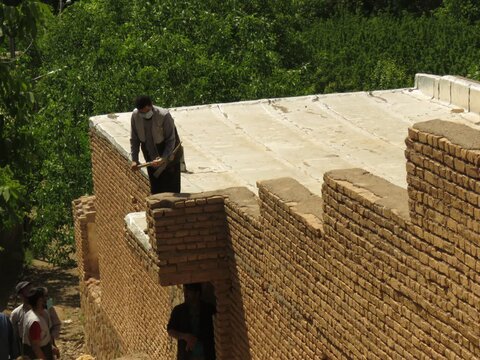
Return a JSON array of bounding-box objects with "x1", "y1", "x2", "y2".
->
[{"x1": 6, "y1": 259, "x2": 87, "y2": 359}]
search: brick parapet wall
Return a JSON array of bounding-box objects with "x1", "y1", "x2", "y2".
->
[
  {"x1": 323, "y1": 159, "x2": 480, "y2": 358},
  {"x1": 77, "y1": 119, "x2": 480, "y2": 359},
  {"x1": 322, "y1": 169, "x2": 422, "y2": 359},
  {"x1": 146, "y1": 192, "x2": 231, "y2": 285},
  {"x1": 255, "y1": 178, "x2": 326, "y2": 360},
  {"x1": 405, "y1": 120, "x2": 480, "y2": 357},
  {"x1": 406, "y1": 120, "x2": 480, "y2": 229}
]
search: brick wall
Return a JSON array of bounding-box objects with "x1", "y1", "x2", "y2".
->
[
  {"x1": 76, "y1": 131, "x2": 183, "y2": 359},
  {"x1": 80, "y1": 278, "x2": 124, "y2": 358},
  {"x1": 75, "y1": 119, "x2": 480, "y2": 359},
  {"x1": 89, "y1": 131, "x2": 152, "y2": 322},
  {"x1": 144, "y1": 188, "x2": 260, "y2": 359},
  {"x1": 146, "y1": 192, "x2": 230, "y2": 286},
  {"x1": 117, "y1": 228, "x2": 180, "y2": 358},
  {"x1": 73, "y1": 195, "x2": 123, "y2": 356},
  {"x1": 223, "y1": 187, "x2": 261, "y2": 360},
  {"x1": 246, "y1": 178, "x2": 325, "y2": 360},
  {"x1": 405, "y1": 120, "x2": 480, "y2": 358},
  {"x1": 323, "y1": 169, "x2": 426, "y2": 359}
]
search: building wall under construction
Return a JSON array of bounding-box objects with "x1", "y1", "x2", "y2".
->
[{"x1": 74, "y1": 118, "x2": 480, "y2": 359}]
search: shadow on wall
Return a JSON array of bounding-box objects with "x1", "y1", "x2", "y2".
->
[
  {"x1": 0, "y1": 225, "x2": 23, "y2": 309},
  {"x1": 228, "y1": 256, "x2": 252, "y2": 360}
]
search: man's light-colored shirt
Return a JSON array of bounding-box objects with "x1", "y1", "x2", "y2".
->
[
  {"x1": 130, "y1": 106, "x2": 176, "y2": 163},
  {"x1": 10, "y1": 304, "x2": 29, "y2": 344}
]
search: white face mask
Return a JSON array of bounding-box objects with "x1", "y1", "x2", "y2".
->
[{"x1": 141, "y1": 110, "x2": 153, "y2": 119}]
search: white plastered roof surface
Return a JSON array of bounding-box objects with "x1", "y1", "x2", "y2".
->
[{"x1": 90, "y1": 74, "x2": 480, "y2": 196}]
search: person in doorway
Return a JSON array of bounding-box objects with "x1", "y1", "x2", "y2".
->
[
  {"x1": 22, "y1": 287, "x2": 59, "y2": 360},
  {"x1": 130, "y1": 95, "x2": 183, "y2": 194},
  {"x1": 0, "y1": 311, "x2": 18, "y2": 360},
  {"x1": 10, "y1": 280, "x2": 33, "y2": 353},
  {"x1": 167, "y1": 283, "x2": 216, "y2": 360}
]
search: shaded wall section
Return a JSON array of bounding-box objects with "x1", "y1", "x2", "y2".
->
[
  {"x1": 73, "y1": 131, "x2": 182, "y2": 359},
  {"x1": 0, "y1": 225, "x2": 23, "y2": 309},
  {"x1": 75, "y1": 119, "x2": 480, "y2": 359}
]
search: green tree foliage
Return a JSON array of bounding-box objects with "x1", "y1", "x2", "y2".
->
[
  {"x1": 436, "y1": 0, "x2": 480, "y2": 22},
  {"x1": 0, "y1": 0, "x2": 49, "y2": 254},
  {"x1": 305, "y1": 13, "x2": 480, "y2": 93},
  {"x1": 0, "y1": 165, "x2": 25, "y2": 232},
  {"x1": 3, "y1": 0, "x2": 480, "y2": 264},
  {"x1": 0, "y1": 0, "x2": 48, "y2": 169}
]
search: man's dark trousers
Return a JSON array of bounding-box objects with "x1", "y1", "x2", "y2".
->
[{"x1": 147, "y1": 162, "x2": 181, "y2": 194}]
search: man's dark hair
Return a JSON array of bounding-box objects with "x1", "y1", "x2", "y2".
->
[
  {"x1": 26, "y1": 287, "x2": 44, "y2": 308},
  {"x1": 184, "y1": 283, "x2": 202, "y2": 293},
  {"x1": 135, "y1": 95, "x2": 153, "y2": 110}
]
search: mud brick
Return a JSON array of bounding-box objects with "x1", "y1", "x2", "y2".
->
[
  {"x1": 206, "y1": 195, "x2": 225, "y2": 204},
  {"x1": 163, "y1": 208, "x2": 186, "y2": 217},
  {"x1": 418, "y1": 131, "x2": 428, "y2": 144},
  {"x1": 173, "y1": 200, "x2": 186, "y2": 208},
  {"x1": 184, "y1": 199, "x2": 197, "y2": 207},
  {"x1": 194, "y1": 198, "x2": 207, "y2": 205},
  {"x1": 204, "y1": 204, "x2": 225, "y2": 213}
]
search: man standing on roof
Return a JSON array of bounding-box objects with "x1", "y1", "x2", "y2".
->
[{"x1": 130, "y1": 95, "x2": 184, "y2": 194}]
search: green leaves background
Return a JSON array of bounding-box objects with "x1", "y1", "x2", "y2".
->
[{"x1": 2, "y1": 0, "x2": 480, "y2": 264}]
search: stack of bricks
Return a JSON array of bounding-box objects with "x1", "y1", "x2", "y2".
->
[
  {"x1": 72, "y1": 195, "x2": 97, "y2": 280},
  {"x1": 146, "y1": 192, "x2": 231, "y2": 286}
]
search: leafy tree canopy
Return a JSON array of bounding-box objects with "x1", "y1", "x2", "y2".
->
[
  {"x1": 2, "y1": 0, "x2": 480, "y2": 264},
  {"x1": 0, "y1": 0, "x2": 49, "y2": 253}
]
